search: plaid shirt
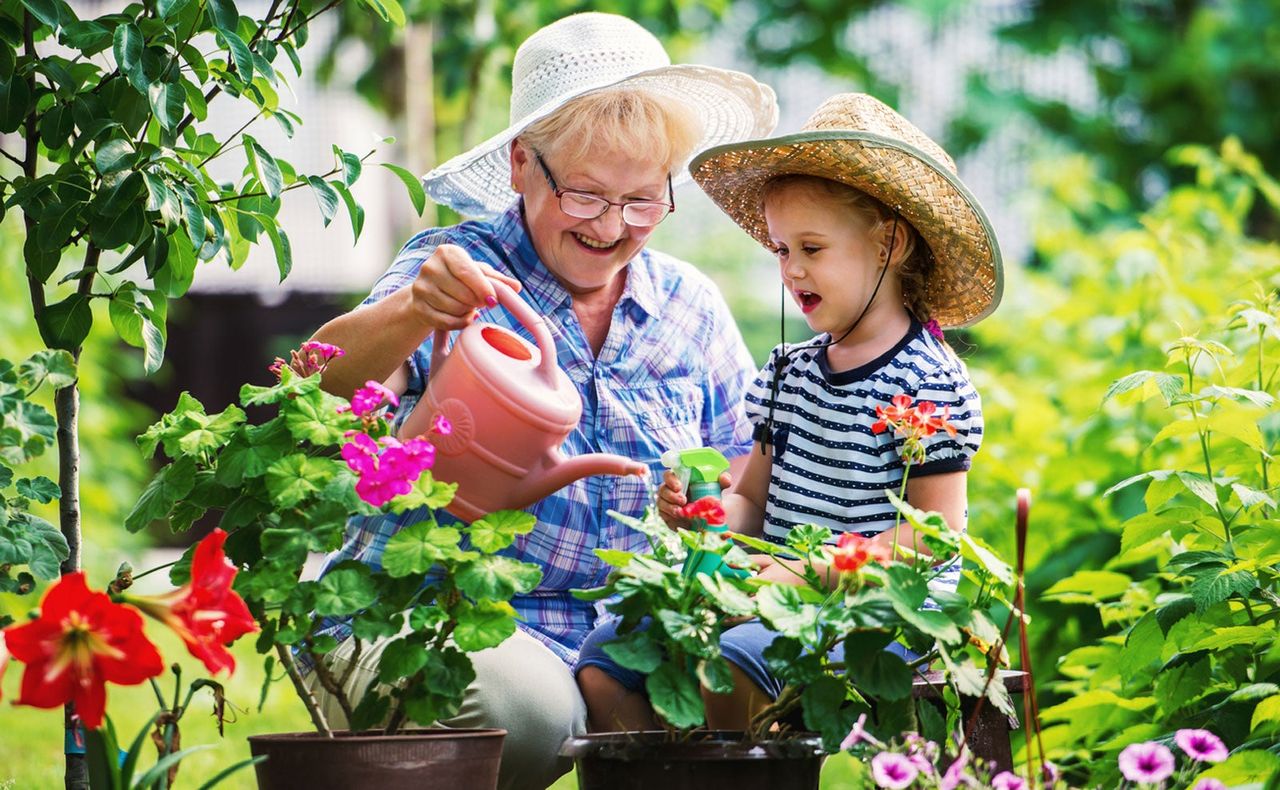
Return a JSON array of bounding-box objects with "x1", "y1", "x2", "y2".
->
[{"x1": 316, "y1": 202, "x2": 756, "y2": 664}]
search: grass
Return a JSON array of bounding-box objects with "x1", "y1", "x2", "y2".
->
[{"x1": 1, "y1": 634, "x2": 869, "y2": 789}]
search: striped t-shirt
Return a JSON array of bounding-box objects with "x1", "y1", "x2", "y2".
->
[{"x1": 743, "y1": 320, "x2": 981, "y2": 593}]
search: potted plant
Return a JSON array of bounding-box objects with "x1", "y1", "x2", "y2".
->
[
  {"x1": 126, "y1": 342, "x2": 544, "y2": 789},
  {"x1": 563, "y1": 396, "x2": 1021, "y2": 789}
]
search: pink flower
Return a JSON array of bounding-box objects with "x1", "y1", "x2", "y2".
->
[
  {"x1": 349, "y1": 380, "x2": 399, "y2": 418},
  {"x1": 299, "y1": 341, "x2": 343, "y2": 361},
  {"x1": 1191, "y1": 779, "x2": 1227, "y2": 790},
  {"x1": 1175, "y1": 729, "x2": 1228, "y2": 763},
  {"x1": 431, "y1": 413, "x2": 452, "y2": 436},
  {"x1": 991, "y1": 771, "x2": 1027, "y2": 790},
  {"x1": 924, "y1": 319, "x2": 944, "y2": 341},
  {"x1": 1118, "y1": 741, "x2": 1175, "y2": 784},
  {"x1": 341, "y1": 433, "x2": 380, "y2": 475},
  {"x1": 272, "y1": 341, "x2": 345, "y2": 379},
  {"x1": 1042, "y1": 760, "x2": 1060, "y2": 786},
  {"x1": 940, "y1": 751, "x2": 974, "y2": 790},
  {"x1": 355, "y1": 467, "x2": 414, "y2": 507},
  {"x1": 840, "y1": 713, "x2": 885, "y2": 751},
  {"x1": 871, "y1": 752, "x2": 918, "y2": 789}
]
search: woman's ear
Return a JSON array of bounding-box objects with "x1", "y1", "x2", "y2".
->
[{"x1": 509, "y1": 140, "x2": 529, "y2": 194}]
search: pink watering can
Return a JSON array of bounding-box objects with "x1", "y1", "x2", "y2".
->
[{"x1": 404, "y1": 280, "x2": 648, "y2": 522}]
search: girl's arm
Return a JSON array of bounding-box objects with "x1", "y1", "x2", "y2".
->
[{"x1": 868, "y1": 470, "x2": 968, "y2": 560}]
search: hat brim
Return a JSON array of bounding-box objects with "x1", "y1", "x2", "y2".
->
[
  {"x1": 690, "y1": 131, "x2": 1003, "y2": 328},
  {"x1": 422, "y1": 64, "x2": 778, "y2": 219}
]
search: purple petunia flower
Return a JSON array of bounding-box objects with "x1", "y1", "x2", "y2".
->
[
  {"x1": 871, "y1": 752, "x2": 918, "y2": 789},
  {"x1": 1118, "y1": 741, "x2": 1175, "y2": 784},
  {"x1": 1042, "y1": 760, "x2": 1060, "y2": 786},
  {"x1": 991, "y1": 771, "x2": 1027, "y2": 790},
  {"x1": 840, "y1": 713, "x2": 884, "y2": 751},
  {"x1": 1191, "y1": 779, "x2": 1226, "y2": 790},
  {"x1": 939, "y1": 753, "x2": 973, "y2": 790},
  {"x1": 1175, "y1": 729, "x2": 1228, "y2": 763}
]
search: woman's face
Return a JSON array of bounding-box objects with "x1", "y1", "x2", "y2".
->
[{"x1": 511, "y1": 141, "x2": 670, "y2": 296}]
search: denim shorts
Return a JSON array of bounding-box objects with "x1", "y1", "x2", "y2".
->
[{"x1": 576, "y1": 617, "x2": 917, "y2": 700}]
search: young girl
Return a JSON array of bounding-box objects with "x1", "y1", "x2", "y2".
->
[{"x1": 575, "y1": 93, "x2": 1002, "y2": 732}]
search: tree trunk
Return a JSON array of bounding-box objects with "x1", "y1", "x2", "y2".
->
[
  {"x1": 56, "y1": 381, "x2": 87, "y2": 789},
  {"x1": 404, "y1": 20, "x2": 437, "y2": 227}
]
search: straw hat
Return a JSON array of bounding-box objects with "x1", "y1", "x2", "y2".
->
[
  {"x1": 421, "y1": 13, "x2": 778, "y2": 219},
  {"x1": 690, "y1": 93, "x2": 1002, "y2": 328}
]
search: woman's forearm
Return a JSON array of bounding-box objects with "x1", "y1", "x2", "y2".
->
[{"x1": 311, "y1": 286, "x2": 433, "y2": 398}]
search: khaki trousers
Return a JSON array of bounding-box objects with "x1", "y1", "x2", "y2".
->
[{"x1": 308, "y1": 628, "x2": 587, "y2": 790}]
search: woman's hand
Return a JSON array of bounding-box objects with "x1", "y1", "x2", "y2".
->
[
  {"x1": 410, "y1": 243, "x2": 524, "y2": 331},
  {"x1": 656, "y1": 470, "x2": 733, "y2": 530}
]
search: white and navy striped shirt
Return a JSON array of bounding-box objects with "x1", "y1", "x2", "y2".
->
[{"x1": 744, "y1": 320, "x2": 981, "y2": 594}]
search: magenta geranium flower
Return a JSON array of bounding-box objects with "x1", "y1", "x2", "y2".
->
[
  {"x1": 431, "y1": 413, "x2": 453, "y2": 436},
  {"x1": 871, "y1": 752, "x2": 918, "y2": 789},
  {"x1": 991, "y1": 771, "x2": 1027, "y2": 790},
  {"x1": 939, "y1": 752, "x2": 972, "y2": 790},
  {"x1": 1118, "y1": 741, "x2": 1175, "y2": 784},
  {"x1": 348, "y1": 380, "x2": 399, "y2": 418},
  {"x1": 1191, "y1": 779, "x2": 1226, "y2": 790},
  {"x1": 1175, "y1": 729, "x2": 1228, "y2": 763}
]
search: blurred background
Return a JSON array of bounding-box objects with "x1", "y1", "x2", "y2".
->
[{"x1": 3, "y1": 0, "x2": 1278, "y2": 785}]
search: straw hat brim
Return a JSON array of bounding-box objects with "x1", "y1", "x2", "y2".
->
[
  {"x1": 690, "y1": 131, "x2": 1003, "y2": 328},
  {"x1": 422, "y1": 64, "x2": 778, "y2": 220}
]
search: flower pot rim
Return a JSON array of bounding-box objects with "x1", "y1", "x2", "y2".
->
[
  {"x1": 560, "y1": 729, "x2": 825, "y2": 760},
  {"x1": 248, "y1": 727, "x2": 507, "y2": 745}
]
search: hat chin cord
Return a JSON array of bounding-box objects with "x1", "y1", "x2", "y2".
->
[{"x1": 754, "y1": 215, "x2": 899, "y2": 453}]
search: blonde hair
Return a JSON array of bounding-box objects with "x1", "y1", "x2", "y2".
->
[
  {"x1": 761, "y1": 175, "x2": 936, "y2": 322},
  {"x1": 518, "y1": 89, "x2": 704, "y2": 173}
]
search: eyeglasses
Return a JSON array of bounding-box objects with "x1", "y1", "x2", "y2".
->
[{"x1": 534, "y1": 151, "x2": 674, "y2": 227}]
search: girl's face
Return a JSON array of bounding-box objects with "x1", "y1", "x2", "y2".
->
[
  {"x1": 763, "y1": 180, "x2": 905, "y2": 339},
  {"x1": 511, "y1": 141, "x2": 670, "y2": 296}
]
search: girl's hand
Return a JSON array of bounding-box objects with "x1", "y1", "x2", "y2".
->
[
  {"x1": 750, "y1": 554, "x2": 836, "y2": 589},
  {"x1": 656, "y1": 470, "x2": 733, "y2": 530}
]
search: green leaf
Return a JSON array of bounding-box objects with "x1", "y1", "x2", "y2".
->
[
  {"x1": 124, "y1": 456, "x2": 197, "y2": 532},
  {"x1": 1197, "y1": 750, "x2": 1280, "y2": 785},
  {"x1": 16, "y1": 476, "x2": 59, "y2": 503},
  {"x1": 1176, "y1": 471, "x2": 1219, "y2": 508},
  {"x1": 157, "y1": 0, "x2": 195, "y2": 19},
  {"x1": 0, "y1": 74, "x2": 32, "y2": 134},
  {"x1": 112, "y1": 22, "x2": 146, "y2": 92},
  {"x1": 36, "y1": 293, "x2": 92, "y2": 351},
  {"x1": 1103, "y1": 370, "x2": 1184, "y2": 405},
  {"x1": 263, "y1": 454, "x2": 331, "y2": 508},
  {"x1": 334, "y1": 145, "x2": 362, "y2": 186},
  {"x1": 94, "y1": 138, "x2": 134, "y2": 176},
  {"x1": 593, "y1": 548, "x2": 634, "y2": 568},
  {"x1": 260, "y1": 221, "x2": 292, "y2": 281},
  {"x1": 20, "y1": 0, "x2": 61, "y2": 30},
  {"x1": 17, "y1": 350, "x2": 76, "y2": 390},
  {"x1": 282, "y1": 388, "x2": 347, "y2": 445},
  {"x1": 850, "y1": 650, "x2": 914, "y2": 701},
  {"x1": 601, "y1": 629, "x2": 663, "y2": 673},
  {"x1": 696, "y1": 574, "x2": 756, "y2": 616},
  {"x1": 1188, "y1": 626, "x2": 1275, "y2": 652},
  {"x1": 1043, "y1": 569, "x2": 1132, "y2": 604},
  {"x1": 10, "y1": 514, "x2": 69, "y2": 579},
  {"x1": 219, "y1": 28, "x2": 254, "y2": 84},
  {"x1": 959, "y1": 533, "x2": 1014, "y2": 585},
  {"x1": 382, "y1": 523, "x2": 464, "y2": 577},
  {"x1": 314, "y1": 565, "x2": 377, "y2": 616},
  {"x1": 646, "y1": 662, "x2": 704, "y2": 729},
  {"x1": 305, "y1": 176, "x2": 339, "y2": 226},
  {"x1": 377, "y1": 637, "x2": 428, "y2": 684},
  {"x1": 801, "y1": 675, "x2": 860, "y2": 749},
  {"x1": 381, "y1": 163, "x2": 425, "y2": 216},
  {"x1": 215, "y1": 419, "x2": 292, "y2": 486},
  {"x1": 453, "y1": 599, "x2": 517, "y2": 651},
  {"x1": 332, "y1": 181, "x2": 365, "y2": 243},
  {"x1": 1251, "y1": 694, "x2": 1280, "y2": 733},
  {"x1": 756, "y1": 583, "x2": 820, "y2": 641},
  {"x1": 243, "y1": 135, "x2": 281, "y2": 199},
  {"x1": 148, "y1": 80, "x2": 184, "y2": 130},
  {"x1": 1188, "y1": 569, "x2": 1259, "y2": 613},
  {"x1": 207, "y1": 0, "x2": 238, "y2": 32},
  {"x1": 456, "y1": 555, "x2": 542, "y2": 600},
  {"x1": 467, "y1": 510, "x2": 536, "y2": 553},
  {"x1": 696, "y1": 657, "x2": 735, "y2": 695}
]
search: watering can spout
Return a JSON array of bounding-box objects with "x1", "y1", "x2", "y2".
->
[{"x1": 516, "y1": 450, "x2": 648, "y2": 505}]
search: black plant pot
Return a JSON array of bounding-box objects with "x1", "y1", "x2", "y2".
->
[
  {"x1": 248, "y1": 727, "x2": 506, "y2": 790},
  {"x1": 560, "y1": 730, "x2": 825, "y2": 790}
]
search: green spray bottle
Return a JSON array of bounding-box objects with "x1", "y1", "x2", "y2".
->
[{"x1": 661, "y1": 448, "x2": 750, "y2": 579}]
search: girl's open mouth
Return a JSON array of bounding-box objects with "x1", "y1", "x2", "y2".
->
[{"x1": 796, "y1": 290, "x2": 822, "y2": 314}]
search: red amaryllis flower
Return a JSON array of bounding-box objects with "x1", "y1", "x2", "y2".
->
[
  {"x1": 829, "y1": 532, "x2": 890, "y2": 574},
  {"x1": 2, "y1": 572, "x2": 164, "y2": 728},
  {"x1": 129, "y1": 530, "x2": 257, "y2": 675},
  {"x1": 676, "y1": 496, "x2": 727, "y2": 526}
]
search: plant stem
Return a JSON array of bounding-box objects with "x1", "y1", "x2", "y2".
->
[
  {"x1": 891, "y1": 471, "x2": 910, "y2": 561},
  {"x1": 1186, "y1": 355, "x2": 1232, "y2": 542},
  {"x1": 274, "y1": 643, "x2": 333, "y2": 737},
  {"x1": 308, "y1": 638, "x2": 356, "y2": 726}
]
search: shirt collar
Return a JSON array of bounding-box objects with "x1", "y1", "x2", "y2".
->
[{"x1": 494, "y1": 201, "x2": 661, "y2": 320}]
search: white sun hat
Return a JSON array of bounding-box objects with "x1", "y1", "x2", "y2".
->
[{"x1": 422, "y1": 12, "x2": 779, "y2": 219}]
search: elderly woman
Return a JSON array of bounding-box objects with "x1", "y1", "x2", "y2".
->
[{"x1": 306, "y1": 12, "x2": 777, "y2": 790}]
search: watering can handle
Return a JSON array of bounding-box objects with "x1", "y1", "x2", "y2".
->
[{"x1": 430, "y1": 280, "x2": 559, "y2": 385}]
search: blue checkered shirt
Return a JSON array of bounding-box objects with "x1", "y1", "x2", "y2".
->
[{"x1": 316, "y1": 202, "x2": 756, "y2": 665}]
